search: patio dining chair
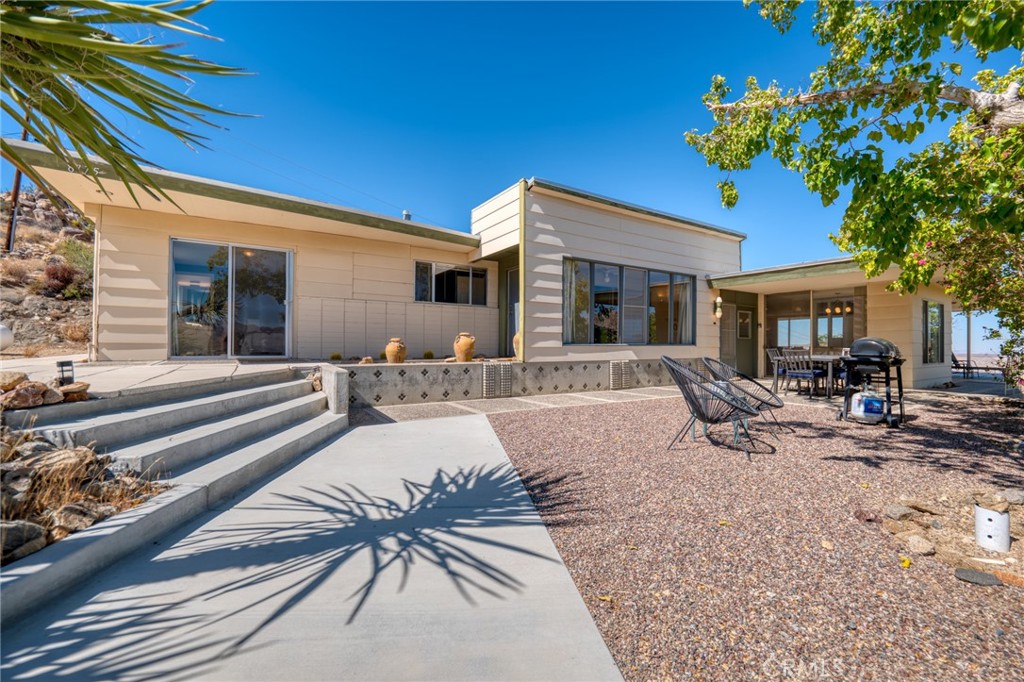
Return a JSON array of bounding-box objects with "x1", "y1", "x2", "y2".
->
[
  {"x1": 765, "y1": 347, "x2": 786, "y2": 393},
  {"x1": 701, "y1": 357, "x2": 785, "y2": 435},
  {"x1": 661, "y1": 356, "x2": 759, "y2": 447},
  {"x1": 780, "y1": 348, "x2": 826, "y2": 398}
]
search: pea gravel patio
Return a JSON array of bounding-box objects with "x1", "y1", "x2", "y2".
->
[{"x1": 489, "y1": 393, "x2": 1024, "y2": 681}]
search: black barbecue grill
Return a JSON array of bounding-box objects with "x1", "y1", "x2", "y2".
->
[{"x1": 838, "y1": 337, "x2": 906, "y2": 427}]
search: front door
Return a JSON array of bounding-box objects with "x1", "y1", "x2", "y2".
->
[
  {"x1": 735, "y1": 305, "x2": 757, "y2": 375},
  {"x1": 720, "y1": 302, "x2": 737, "y2": 367},
  {"x1": 507, "y1": 267, "x2": 520, "y2": 357},
  {"x1": 720, "y1": 303, "x2": 757, "y2": 375},
  {"x1": 171, "y1": 239, "x2": 291, "y2": 358}
]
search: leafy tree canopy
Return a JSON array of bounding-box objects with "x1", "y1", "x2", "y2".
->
[
  {"x1": 0, "y1": 0, "x2": 245, "y2": 205},
  {"x1": 686, "y1": 0, "x2": 1024, "y2": 381}
]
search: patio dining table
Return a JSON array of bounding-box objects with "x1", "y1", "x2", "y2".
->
[{"x1": 810, "y1": 354, "x2": 844, "y2": 399}]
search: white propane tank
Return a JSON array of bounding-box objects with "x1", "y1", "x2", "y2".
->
[{"x1": 849, "y1": 390, "x2": 885, "y2": 423}]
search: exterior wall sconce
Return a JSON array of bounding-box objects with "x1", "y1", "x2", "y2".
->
[
  {"x1": 845, "y1": 303, "x2": 853, "y2": 314},
  {"x1": 714, "y1": 296, "x2": 723, "y2": 320},
  {"x1": 56, "y1": 360, "x2": 75, "y2": 386}
]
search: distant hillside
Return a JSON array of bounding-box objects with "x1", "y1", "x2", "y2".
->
[{"x1": 0, "y1": 189, "x2": 94, "y2": 356}]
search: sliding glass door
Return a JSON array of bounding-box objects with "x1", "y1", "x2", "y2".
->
[{"x1": 171, "y1": 239, "x2": 290, "y2": 358}]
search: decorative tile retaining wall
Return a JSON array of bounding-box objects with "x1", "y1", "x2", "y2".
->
[{"x1": 344, "y1": 358, "x2": 676, "y2": 407}]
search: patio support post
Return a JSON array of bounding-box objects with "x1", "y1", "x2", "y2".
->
[{"x1": 966, "y1": 313, "x2": 973, "y2": 378}]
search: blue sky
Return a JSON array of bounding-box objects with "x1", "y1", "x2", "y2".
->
[{"x1": 0, "y1": 1, "x2": 1013, "y2": 352}]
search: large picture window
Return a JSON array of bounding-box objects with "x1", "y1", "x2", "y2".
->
[
  {"x1": 414, "y1": 262, "x2": 487, "y2": 306},
  {"x1": 923, "y1": 300, "x2": 944, "y2": 364},
  {"x1": 563, "y1": 258, "x2": 695, "y2": 345}
]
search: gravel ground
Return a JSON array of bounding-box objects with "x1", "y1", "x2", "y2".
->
[{"x1": 490, "y1": 394, "x2": 1024, "y2": 681}]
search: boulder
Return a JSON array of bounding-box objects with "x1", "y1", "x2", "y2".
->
[
  {"x1": 0, "y1": 381, "x2": 48, "y2": 409},
  {"x1": 51, "y1": 499, "x2": 114, "y2": 534},
  {"x1": 0, "y1": 370, "x2": 27, "y2": 392},
  {"x1": 41, "y1": 387, "x2": 64, "y2": 405},
  {"x1": 14, "y1": 440, "x2": 54, "y2": 459},
  {"x1": 62, "y1": 391, "x2": 90, "y2": 403},
  {"x1": 907, "y1": 535, "x2": 936, "y2": 556},
  {"x1": 24, "y1": 446, "x2": 96, "y2": 476},
  {"x1": 954, "y1": 568, "x2": 1003, "y2": 587},
  {"x1": 975, "y1": 493, "x2": 1010, "y2": 513},
  {"x1": 884, "y1": 505, "x2": 915, "y2": 521},
  {"x1": 1, "y1": 520, "x2": 48, "y2": 564},
  {"x1": 1001, "y1": 488, "x2": 1024, "y2": 506},
  {"x1": 56, "y1": 381, "x2": 90, "y2": 395}
]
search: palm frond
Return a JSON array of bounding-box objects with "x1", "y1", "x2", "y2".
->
[{"x1": 0, "y1": 0, "x2": 249, "y2": 206}]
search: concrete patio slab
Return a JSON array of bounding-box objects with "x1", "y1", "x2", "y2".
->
[{"x1": 1, "y1": 415, "x2": 621, "y2": 682}]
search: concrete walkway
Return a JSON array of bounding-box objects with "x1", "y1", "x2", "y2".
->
[{"x1": 1, "y1": 415, "x2": 622, "y2": 682}]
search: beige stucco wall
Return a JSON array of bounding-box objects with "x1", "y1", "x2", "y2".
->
[
  {"x1": 866, "y1": 281, "x2": 953, "y2": 389},
  {"x1": 91, "y1": 205, "x2": 498, "y2": 362},
  {"x1": 520, "y1": 190, "x2": 743, "y2": 362}
]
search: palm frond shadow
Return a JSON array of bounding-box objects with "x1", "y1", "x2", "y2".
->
[{"x1": 2, "y1": 463, "x2": 570, "y2": 681}]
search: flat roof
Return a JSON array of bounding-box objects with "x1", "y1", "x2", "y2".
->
[
  {"x1": 527, "y1": 177, "x2": 747, "y2": 241},
  {"x1": 6, "y1": 139, "x2": 480, "y2": 248}
]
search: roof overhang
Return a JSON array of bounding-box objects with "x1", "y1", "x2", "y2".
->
[
  {"x1": 707, "y1": 257, "x2": 900, "y2": 294},
  {"x1": 526, "y1": 177, "x2": 747, "y2": 242},
  {"x1": 6, "y1": 139, "x2": 480, "y2": 251}
]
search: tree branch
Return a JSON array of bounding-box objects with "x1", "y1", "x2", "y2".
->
[{"x1": 710, "y1": 81, "x2": 1023, "y2": 133}]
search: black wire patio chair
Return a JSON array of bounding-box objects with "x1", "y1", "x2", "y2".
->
[
  {"x1": 701, "y1": 356, "x2": 786, "y2": 436},
  {"x1": 661, "y1": 356, "x2": 759, "y2": 447}
]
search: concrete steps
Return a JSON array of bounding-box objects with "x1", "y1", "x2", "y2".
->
[
  {"x1": 2, "y1": 367, "x2": 300, "y2": 431},
  {"x1": 34, "y1": 378, "x2": 314, "y2": 450},
  {"x1": 108, "y1": 391, "x2": 329, "y2": 476},
  {"x1": 172, "y1": 410, "x2": 349, "y2": 507}
]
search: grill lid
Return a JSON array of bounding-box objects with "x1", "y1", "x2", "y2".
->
[{"x1": 848, "y1": 337, "x2": 903, "y2": 360}]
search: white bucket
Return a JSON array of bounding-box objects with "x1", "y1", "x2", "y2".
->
[{"x1": 974, "y1": 505, "x2": 1011, "y2": 553}]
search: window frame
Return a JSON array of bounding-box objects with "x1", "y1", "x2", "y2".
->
[
  {"x1": 922, "y1": 300, "x2": 944, "y2": 364},
  {"x1": 562, "y1": 257, "x2": 696, "y2": 346},
  {"x1": 414, "y1": 261, "x2": 488, "y2": 306}
]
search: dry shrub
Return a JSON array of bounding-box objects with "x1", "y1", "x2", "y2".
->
[
  {"x1": 19, "y1": 343, "x2": 46, "y2": 358},
  {"x1": 61, "y1": 320, "x2": 90, "y2": 343},
  {"x1": 1, "y1": 427, "x2": 168, "y2": 552},
  {"x1": 1, "y1": 259, "x2": 31, "y2": 285},
  {"x1": 43, "y1": 261, "x2": 78, "y2": 296},
  {"x1": 15, "y1": 225, "x2": 51, "y2": 245}
]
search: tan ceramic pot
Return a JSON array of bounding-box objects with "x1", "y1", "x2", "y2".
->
[
  {"x1": 512, "y1": 331, "x2": 521, "y2": 358},
  {"x1": 385, "y1": 337, "x2": 407, "y2": 364},
  {"x1": 453, "y1": 332, "x2": 475, "y2": 362}
]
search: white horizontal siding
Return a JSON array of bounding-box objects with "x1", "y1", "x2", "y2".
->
[
  {"x1": 471, "y1": 183, "x2": 521, "y2": 258},
  {"x1": 93, "y1": 205, "x2": 498, "y2": 361},
  {"x1": 521, "y1": 192, "x2": 741, "y2": 362}
]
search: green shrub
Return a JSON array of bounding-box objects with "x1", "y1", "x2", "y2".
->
[
  {"x1": 422, "y1": 350, "x2": 434, "y2": 359},
  {"x1": 54, "y1": 239, "x2": 93, "y2": 298},
  {"x1": 379, "y1": 351, "x2": 387, "y2": 360},
  {"x1": 56, "y1": 239, "x2": 93, "y2": 273},
  {"x1": 329, "y1": 352, "x2": 342, "y2": 361}
]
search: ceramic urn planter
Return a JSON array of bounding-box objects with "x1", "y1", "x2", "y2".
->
[
  {"x1": 385, "y1": 337, "x2": 407, "y2": 364},
  {"x1": 453, "y1": 332, "x2": 475, "y2": 362},
  {"x1": 512, "y1": 331, "x2": 521, "y2": 359}
]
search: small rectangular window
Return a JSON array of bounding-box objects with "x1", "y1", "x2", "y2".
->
[
  {"x1": 648, "y1": 272, "x2": 671, "y2": 344},
  {"x1": 923, "y1": 301, "x2": 944, "y2": 364},
  {"x1": 415, "y1": 262, "x2": 432, "y2": 302},
  {"x1": 563, "y1": 259, "x2": 591, "y2": 344},
  {"x1": 621, "y1": 267, "x2": 647, "y2": 344},
  {"x1": 414, "y1": 262, "x2": 487, "y2": 306},
  {"x1": 593, "y1": 264, "x2": 620, "y2": 344},
  {"x1": 671, "y1": 274, "x2": 693, "y2": 344}
]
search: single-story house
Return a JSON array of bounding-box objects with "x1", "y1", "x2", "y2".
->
[{"x1": 11, "y1": 139, "x2": 954, "y2": 388}]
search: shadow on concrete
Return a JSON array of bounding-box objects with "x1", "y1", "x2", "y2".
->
[{"x1": 1, "y1": 464, "x2": 567, "y2": 681}]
